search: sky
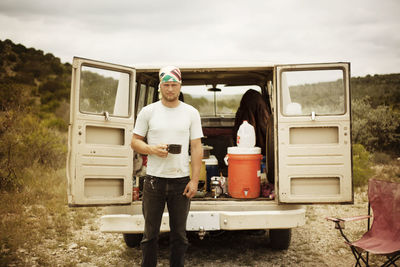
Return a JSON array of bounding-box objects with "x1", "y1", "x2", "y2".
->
[{"x1": 0, "y1": 0, "x2": 399, "y2": 77}]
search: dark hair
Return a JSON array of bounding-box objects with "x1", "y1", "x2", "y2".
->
[
  {"x1": 179, "y1": 92, "x2": 184, "y2": 102},
  {"x1": 233, "y1": 90, "x2": 270, "y2": 151}
]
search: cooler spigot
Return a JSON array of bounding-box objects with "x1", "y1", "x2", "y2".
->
[{"x1": 244, "y1": 189, "x2": 249, "y2": 197}]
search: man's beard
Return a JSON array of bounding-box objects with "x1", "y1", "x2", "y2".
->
[{"x1": 162, "y1": 92, "x2": 178, "y2": 102}]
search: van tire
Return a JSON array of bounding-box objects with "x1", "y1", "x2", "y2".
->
[
  {"x1": 269, "y1": 229, "x2": 291, "y2": 250},
  {"x1": 123, "y1": 233, "x2": 143, "y2": 248}
]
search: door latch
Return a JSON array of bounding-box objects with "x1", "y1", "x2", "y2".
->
[
  {"x1": 311, "y1": 111, "x2": 316, "y2": 121},
  {"x1": 103, "y1": 111, "x2": 110, "y2": 121}
]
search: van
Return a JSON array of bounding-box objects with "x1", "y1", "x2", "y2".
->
[{"x1": 66, "y1": 57, "x2": 352, "y2": 249}]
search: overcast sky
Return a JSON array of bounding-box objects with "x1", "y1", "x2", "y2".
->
[{"x1": 0, "y1": 0, "x2": 399, "y2": 77}]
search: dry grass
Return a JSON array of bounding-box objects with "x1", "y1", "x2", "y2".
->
[
  {"x1": 372, "y1": 159, "x2": 400, "y2": 182},
  {"x1": 0, "y1": 166, "x2": 98, "y2": 266}
]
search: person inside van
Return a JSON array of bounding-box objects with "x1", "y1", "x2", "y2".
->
[{"x1": 233, "y1": 89, "x2": 274, "y2": 184}]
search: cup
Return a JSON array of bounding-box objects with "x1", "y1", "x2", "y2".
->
[{"x1": 167, "y1": 144, "x2": 182, "y2": 154}]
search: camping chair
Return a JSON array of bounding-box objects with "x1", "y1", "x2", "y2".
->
[{"x1": 326, "y1": 179, "x2": 400, "y2": 267}]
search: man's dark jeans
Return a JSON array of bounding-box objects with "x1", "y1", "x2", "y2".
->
[{"x1": 141, "y1": 176, "x2": 191, "y2": 267}]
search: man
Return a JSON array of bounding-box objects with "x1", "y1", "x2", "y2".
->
[{"x1": 131, "y1": 66, "x2": 203, "y2": 267}]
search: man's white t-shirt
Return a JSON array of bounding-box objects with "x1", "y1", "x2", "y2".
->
[{"x1": 133, "y1": 101, "x2": 203, "y2": 178}]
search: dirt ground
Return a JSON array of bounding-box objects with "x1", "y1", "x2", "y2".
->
[{"x1": 8, "y1": 185, "x2": 389, "y2": 267}]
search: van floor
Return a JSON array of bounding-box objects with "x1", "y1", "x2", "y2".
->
[
  {"x1": 191, "y1": 197, "x2": 274, "y2": 201},
  {"x1": 190, "y1": 192, "x2": 274, "y2": 201}
]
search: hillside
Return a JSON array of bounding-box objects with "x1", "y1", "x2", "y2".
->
[
  {"x1": 0, "y1": 39, "x2": 400, "y2": 116},
  {"x1": 352, "y1": 73, "x2": 400, "y2": 110},
  {"x1": 0, "y1": 38, "x2": 399, "y2": 154},
  {"x1": 0, "y1": 39, "x2": 71, "y2": 129},
  {"x1": 1, "y1": 38, "x2": 400, "y2": 117}
]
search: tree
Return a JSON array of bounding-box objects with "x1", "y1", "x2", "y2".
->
[{"x1": 352, "y1": 98, "x2": 400, "y2": 153}]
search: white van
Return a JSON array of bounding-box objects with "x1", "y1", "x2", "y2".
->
[{"x1": 66, "y1": 57, "x2": 353, "y2": 249}]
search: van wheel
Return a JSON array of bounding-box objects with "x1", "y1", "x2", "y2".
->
[
  {"x1": 123, "y1": 233, "x2": 143, "y2": 248},
  {"x1": 269, "y1": 229, "x2": 291, "y2": 250}
]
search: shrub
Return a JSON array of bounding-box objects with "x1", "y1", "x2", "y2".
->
[
  {"x1": 0, "y1": 82, "x2": 23, "y2": 111},
  {"x1": 0, "y1": 112, "x2": 66, "y2": 191},
  {"x1": 14, "y1": 72, "x2": 35, "y2": 85},
  {"x1": 40, "y1": 98, "x2": 60, "y2": 113},
  {"x1": 39, "y1": 79, "x2": 64, "y2": 94},
  {"x1": 352, "y1": 98, "x2": 400, "y2": 153},
  {"x1": 50, "y1": 61, "x2": 64, "y2": 75},
  {"x1": 6, "y1": 53, "x2": 16, "y2": 62},
  {"x1": 372, "y1": 152, "x2": 393, "y2": 165},
  {"x1": 352, "y1": 144, "x2": 375, "y2": 187},
  {"x1": 11, "y1": 43, "x2": 27, "y2": 54},
  {"x1": 44, "y1": 116, "x2": 68, "y2": 132}
]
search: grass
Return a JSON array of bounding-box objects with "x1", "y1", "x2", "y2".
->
[
  {"x1": 372, "y1": 159, "x2": 400, "y2": 182},
  {"x1": 0, "y1": 165, "x2": 99, "y2": 266}
]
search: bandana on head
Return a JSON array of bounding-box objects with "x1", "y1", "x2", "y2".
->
[{"x1": 159, "y1": 66, "x2": 182, "y2": 84}]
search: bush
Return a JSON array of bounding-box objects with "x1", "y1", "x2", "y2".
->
[
  {"x1": 39, "y1": 79, "x2": 64, "y2": 94},
  {"x1": 11, "y1": 43, "x2": 27, "y2": 54},
  {"x1": 13, "y1": 72, "x2": 35, "y2": 85},
  {"x1": 0, "y1": 112, "x2": 66, "y2": 191},
  {"x1": 43, "y1": 116, "x2": 68, "y2": 132},
  {"x1": 0, "y1": 82, "x2": 23, "y2": 111},
  {"x1": 40, "y1": 98, "x2": 60, "y2": 112},
  {"x1": 352, "y1": 98, "x2": 400, "y2": 153},
  {"x1": 372, "y1": 152, "x2": 393, "y2": 165},
  {"x1": 50, "y1": 61, "x2": 64, "y2": 75},
  {"x1": 6, "y1": 53, "x2": 16, "y2": 62},
  {"x1": 352, "y1": 144, "x2": 375, "y2": 187}
]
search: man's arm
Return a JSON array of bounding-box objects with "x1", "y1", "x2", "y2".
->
[
  {"x1": 130, "y1": 134, "x2": 168, "y2": 158},
  {"x1": 183, "y1": 138, "x2": 203, "y2": 198}
]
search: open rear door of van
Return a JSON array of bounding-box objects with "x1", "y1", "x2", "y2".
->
[
  {"x1": 67, "y1": 57, "x2": 136, "y2": 206},
  {"x1": 275, "y1": 63, "x2": 353, "y2": 204}
]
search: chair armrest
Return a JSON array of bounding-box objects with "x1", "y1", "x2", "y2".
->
[
  {"x1": 341, "y1": 215, "x2": 371, "y2": 222},
  {"x1": 326, "y1": 215, "x2": 371, "y2": 222},
  {"x1": 326, "y1": 215, "x2": 372, "y2": 229},
  {"x1": 326, "y1": 217, "x2": 344, "y2": 222}
]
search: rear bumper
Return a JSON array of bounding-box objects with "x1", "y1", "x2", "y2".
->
[{"x1": 100, "y1": 203, "x2": 306, "y2": 233}]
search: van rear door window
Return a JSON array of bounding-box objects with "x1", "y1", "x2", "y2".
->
[
  {"x1": 79, "y1": 65, "x2": 130, "y2": 117},
  {"x1": 280, "y1": 69, "x2": 345, "y2": 116}
]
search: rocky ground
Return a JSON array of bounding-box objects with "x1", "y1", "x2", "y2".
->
[{"x1": 7, "y1": 185, "x2": 389, "y2": 267}]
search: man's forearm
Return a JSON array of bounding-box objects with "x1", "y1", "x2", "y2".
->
[
  {"x1": 190, "y1": 139, "x2": 203, "y2": 182},
  {"x1": 131, "y1": 134, "x2": 168, "y2": 158},
  {"x1": 131, "y1": 135, "x2": 151, "y2": 155}
]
